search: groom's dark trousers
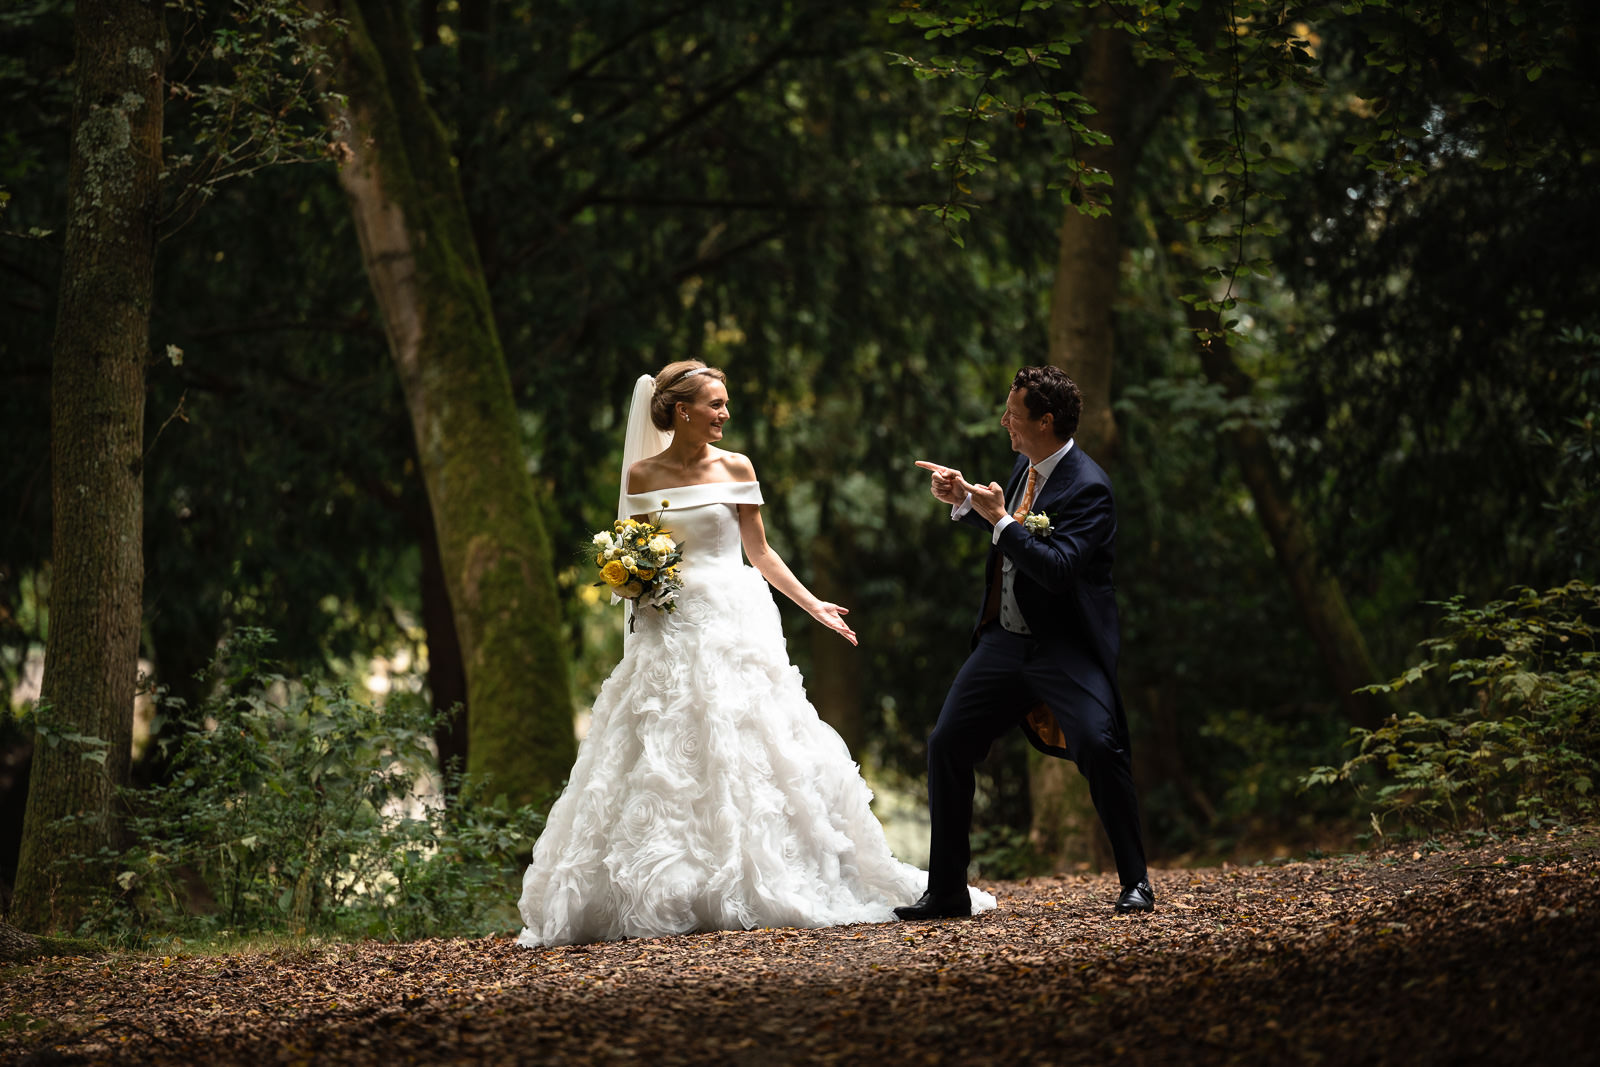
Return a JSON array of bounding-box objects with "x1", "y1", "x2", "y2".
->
[{"x1": 926, "y1": 448, "x2": 1147, "y2": 896}]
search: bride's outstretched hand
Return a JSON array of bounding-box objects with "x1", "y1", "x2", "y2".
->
[{"x1": 810, "y1": 602, "x2": 858, "y2": 646}]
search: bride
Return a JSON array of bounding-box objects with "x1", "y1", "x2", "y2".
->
[{"x1": 516, "y1": 360, "x2": 994, "y2": 947}]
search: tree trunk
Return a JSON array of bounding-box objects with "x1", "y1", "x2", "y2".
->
[
  {"x1": 11, "y1": 0, "x2": 164, "y2": 932},
  {"x1": 1031, "y1": 18, "x2": 1133, "y2": 873},
  {"x1": 1188, "y1": 323, "x2": 1388, "y2": 726},
  {"x1": 0, "y1": 917, "x2": 100, "y2": 963},
  {"x1": 1047, "y1": 20, "x2": 1131, "y2": 464},
  {"x1": 315, "y1": 0, "x2": 576, "y2": 806}
]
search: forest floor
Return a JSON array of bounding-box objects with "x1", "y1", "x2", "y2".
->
[{"x1": 3, "y1": 825, "x2": 1598, "y2": 1066}]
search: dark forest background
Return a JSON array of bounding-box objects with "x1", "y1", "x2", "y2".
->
[{"x1": 2, "y1": 0, "x2": 1595, "y2": 941}]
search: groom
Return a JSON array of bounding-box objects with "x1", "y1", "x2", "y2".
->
[{"x1": 899, "y1": 365, "x2": 1153, "y2": 918}]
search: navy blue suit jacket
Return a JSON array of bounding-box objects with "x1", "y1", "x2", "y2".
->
[{"x1": 957, "y1": 445, "x2": 1127, "y2": 758}]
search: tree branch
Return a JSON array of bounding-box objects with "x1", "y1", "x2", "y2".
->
[
  {"x1": 552, "y1": 2, "x2": 707, "y2": 94},
  {"x1": 626, "y1": 34, "x2": 798, "y2": 161}
]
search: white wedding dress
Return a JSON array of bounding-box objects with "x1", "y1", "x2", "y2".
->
[{"x1": 516, "y1": 480, "x2": 994, "y2": 947}]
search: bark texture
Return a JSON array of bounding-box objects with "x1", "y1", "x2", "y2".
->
[
  {"x1": 1047, "y1": 21, "x2": 1132, "y2": 463},
  {"x1": 316, "y1": 0, "x2": 575, "y2": 805},
  {"x1": 1032, "y1": 20, "x2": 1134, "y2": 872},
  {"x1": 0, "y1": 918, "x2": 100, "y2": 963},
  {"x1": 11, "y1": 0, "x2": 164, "y2": 932}
]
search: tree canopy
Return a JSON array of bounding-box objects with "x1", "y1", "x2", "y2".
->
[{"x1": 1, "y1": 0, "x2": 1595, "y2": 934}]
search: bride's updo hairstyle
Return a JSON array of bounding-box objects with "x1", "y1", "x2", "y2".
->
[{"x1": 650, "y1": 360, "x2": 726, "y2": 431}]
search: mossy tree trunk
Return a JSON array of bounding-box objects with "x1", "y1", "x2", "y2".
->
[
  {"x1": 315, "y1": 0, "x2": 575, "y2": 805},
  {"x1": 0, "y1": 918, "x2": 101, "y2": 963},
  {"x1": 11, "y1": 0, "x2": 164, "y2": 932},
  {"x1": 1047, "y1": 20, "x2": 1131, "y2": 468},
  {"x1": 1031, "y1": 20, "x2": 1135, "y2": 873}
]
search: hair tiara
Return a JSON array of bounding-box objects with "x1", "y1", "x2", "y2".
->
[{"x1": 662, "y1": 366, "x2": 714, "y2": 390}]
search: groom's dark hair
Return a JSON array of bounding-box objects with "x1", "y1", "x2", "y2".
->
[{"x1": 1012, "y1": 365, "x2": 1081, "y2": 441}]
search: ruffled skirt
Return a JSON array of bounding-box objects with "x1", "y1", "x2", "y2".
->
[{"x1": 516, "y1": 563, "x2": 993, "y2": 947}]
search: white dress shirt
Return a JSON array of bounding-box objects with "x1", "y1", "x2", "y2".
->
[{"x1": 952, "y1": 438, "x2": 1074, "y2": 634}]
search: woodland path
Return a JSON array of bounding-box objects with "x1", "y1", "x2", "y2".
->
[{"x1": 4, "y1": 827, "x2": 1598, "y2": 1065}]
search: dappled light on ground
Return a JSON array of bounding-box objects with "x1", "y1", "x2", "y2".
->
[{"x1": 5, "y1": 828, "x2": 1597, "y2": 1064}]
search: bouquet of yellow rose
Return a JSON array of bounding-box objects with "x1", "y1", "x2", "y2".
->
[{"x1": 591, "y1": 517, "x2": 684, "y2": 622}]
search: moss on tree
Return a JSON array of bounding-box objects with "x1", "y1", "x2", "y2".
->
[{"x1": 316, "y1": 0, "x2": 576, "y2": 806}]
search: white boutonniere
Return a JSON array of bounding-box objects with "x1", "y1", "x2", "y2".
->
[{"x1": 1021, "y1": 511, "x2": 1054, "y2": 536}]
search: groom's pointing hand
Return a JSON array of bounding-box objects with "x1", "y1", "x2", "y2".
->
[{"x1": 915, "y1": 460, "x2": 967, "y2": 506}]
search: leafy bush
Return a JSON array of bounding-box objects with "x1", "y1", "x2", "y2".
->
[
  {"x1": 968, "y1": 824, "x2": 1049, "y2": 881},
  {"x1": 66, "y1": 629, "x2": 547, "y2": 944},
  {"x1": 1303, "y1": 582, "x2": 1599, "y2": 834}
]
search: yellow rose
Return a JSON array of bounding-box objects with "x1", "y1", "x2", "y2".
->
[
  {"x1": 636, "y1": 568, "x2": 656, "y2": 581},
  {"x1": 600, "y1": 560, "x2": 628, "y2": 587}
]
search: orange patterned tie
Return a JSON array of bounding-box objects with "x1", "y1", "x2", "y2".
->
[{"x1": 1012, "y1": 467, "x2": 1038, "y2": 520}]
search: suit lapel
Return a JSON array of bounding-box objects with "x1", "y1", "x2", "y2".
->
[
  {"x1": 977, "y1": 452, "x2": 1065, "y2": 639},
  {"x1": 1030, "y1": 445, "x2": 1080, "y2": 515}
]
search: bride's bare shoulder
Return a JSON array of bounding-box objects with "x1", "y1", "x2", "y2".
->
[
  {"x1": 713, "y1": 450, "x2": 758, "y2": 483},
  {"x1": 626, "y1": 456, "x2": 670, "y2": 494}
]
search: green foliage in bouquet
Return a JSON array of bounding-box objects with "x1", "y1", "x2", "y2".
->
[
  {"x1": 1303, "y1": 582, "x2": 1600, "y2": 835},
  {"x1": 592, "y1": 516, "x2": 684, "y2": 616},
  {"x1": 55, "y1": 629, "x2": 548, "y2": 945}
]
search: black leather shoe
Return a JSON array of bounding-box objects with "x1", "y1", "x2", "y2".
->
[
  {"x1": 1114, "y1": 880, "x2": 1155, "y2": 914},
  {"x1": 894, "y1": 889, "x2": 972, "y2": 921}
]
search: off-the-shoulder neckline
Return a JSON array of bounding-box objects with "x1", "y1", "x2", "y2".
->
[{"x1": 624, "y1": 480, "x2": 759, "y2": 497}]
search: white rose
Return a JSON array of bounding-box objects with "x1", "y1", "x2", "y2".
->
[
  {"x1": 649, "y1": 536, "x2": 672, "y2": 556},
  {"x1": 592, "y1": 531, "x2": 614, "y2": 547},
  {"x1": 621, "y1": 554, "x2": 636, "y2": 570}
]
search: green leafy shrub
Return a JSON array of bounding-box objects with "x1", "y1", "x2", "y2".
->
[
  {"x1": 1303, "y1": 582, "x2": 1599, "y2": 834},
  {"x1": 968, "y1": 824, "x2": 1049, "y2": 881},
  {"x1": 67, "y1": 629, "x2": 547, "y2": 944}
]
